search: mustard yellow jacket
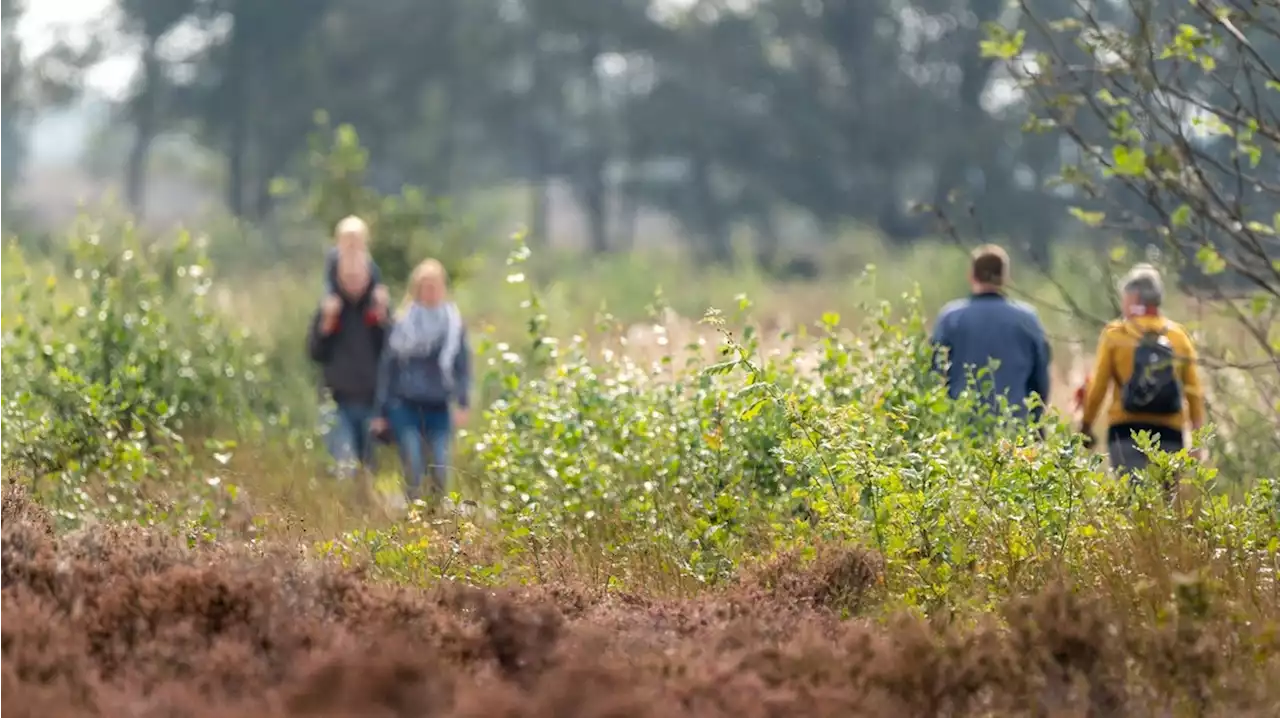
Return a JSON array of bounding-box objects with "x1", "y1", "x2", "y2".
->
[{"x1": 1081, "y1": 315, "x2": 1206, "y2": 433}]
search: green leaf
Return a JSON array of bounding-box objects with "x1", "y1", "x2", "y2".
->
[
  {"x1": 1111, "y1": 145, "x2": 1148, "y2": 176},
  {"x1": 821, "y1": 311, "x2": 841, "y2": 327},
  {"x1": 979, "y1": 28, "x2": 1025, "y2": 60},
  {"x1": 741, "y1": 397, "x2": 769, "y2": 422},
  {"x1": 1171, "y1": 204, "x2": 1191, "y2": 229},
  {"x1": 702, "y1": 360, "x2": 738, "y2": 377},
  {"x1": 1196, "y1": 245, "x2": 1227, "y2": 275},
  {"x1": 1095, "y1": 89, "x2": 1125, "y2": 106},
  {"x1": 1068, "y1": 207, "x2": 1106, "y2": 228},
  {"x1": 268, "y1": 177, "x2": 296, "y2": 198}
]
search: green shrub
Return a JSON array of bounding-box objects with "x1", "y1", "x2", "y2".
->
[
  {"x1": 462, "y1": 238, "x2": 1280, "y2": 611},
  {"x1": 4, "y1": 219, "x2": 1276, "y2": 623},
  {"x1": 1, "y1": 223, "x2": 275, "y2": 531}
]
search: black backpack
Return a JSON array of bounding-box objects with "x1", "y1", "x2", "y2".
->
[{"x1": 1120, "y1": 324, "x2": 1183, "y2": 415}]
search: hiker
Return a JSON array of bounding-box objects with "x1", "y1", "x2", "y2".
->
[
  {"x1": 306, "y1": 231, "x2": 390, "y2": 479},
  {"x1": 370, "y1": 259, "x2": 472, "y2": 504},
  {"x1": 931, "y1": 244, "x2": 1052, "y2": 421},
  {"x1": 325, "y1": 215, "x2": 390, "y2": 317},
  {"x1": 1078, "y1": 263, "x2": 1206, "y2": 482}
]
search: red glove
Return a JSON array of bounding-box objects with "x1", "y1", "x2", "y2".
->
[{"x1": 1073, "y1": 373, "x2": 1091, "y2": 411}]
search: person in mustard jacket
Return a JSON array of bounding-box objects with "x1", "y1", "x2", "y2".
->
[{"x1": 1079, "y1": 263, "x2": 1207, "y2": 482}]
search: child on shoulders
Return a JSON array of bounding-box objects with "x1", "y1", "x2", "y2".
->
[{"x1": 325, "y1": 215, "x2": 389, "y2": 315}]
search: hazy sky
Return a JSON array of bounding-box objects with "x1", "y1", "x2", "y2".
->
[
  {"x1": 20, "y1": 0, "x2": 132, "y2": 98},
  {"x1": 21, "y1": 0, "x2": 112, "y2": 51},
  {"x1": 19, "y1": 0, "x2": 719, "y2": 102}
]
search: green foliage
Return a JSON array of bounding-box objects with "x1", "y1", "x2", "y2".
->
[
  {"x1": 468, "y1": 236, "x2": 796, "y2": 586},
  {"x1": 459, "y1": 240, "x2": 1280, "y2": 608},
  {"x1": 317, "y1": 492, "x2": 504, "y2": 586},
  {"x1": 1, "y1": 223, "x2": 272, "y2": 531},
  {"x1": 979, "y1": 26, "x2": 1026, "y2": 60},
  {"x1": 4, "y1": 216, "x2": 1278, "y2": 622},
  {"x1": 989, "y1": 0, "x2": 1280, "y2": 481},
  {"x1": 271, "y1": 112, "x2": 479, "y2": 289}
]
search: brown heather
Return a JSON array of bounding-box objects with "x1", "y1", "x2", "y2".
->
[{"x1": 4, "y1": 485, "x2": 1279, "y2": 718}]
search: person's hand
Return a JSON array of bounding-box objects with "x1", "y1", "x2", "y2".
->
[
  {"x1": 320, "y1": 295, "x2": 342, "y2": 334},
  {"x1": 1192, "y1": 446, "x2": 1209, "y2": 463},
  {"x1": 370, "y1": 417, "x2": 388, "y2": 435},
  {"x1": 453, "y1": 407, "x2": 470, "y2": 427},
  {"x1": 363, "y1": 285, "x2": 389, "y2": 324},
  {"x1": 1078, "y1": 424, "x2": 1096, "y2": 450}
]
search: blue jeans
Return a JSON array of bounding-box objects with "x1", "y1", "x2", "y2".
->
[
  {"x1": 386, "y1": 401, "x2": 453, "y2": 500},
  {"x1": 323, "y1": 402, "x2": 375, "y2": 478}
]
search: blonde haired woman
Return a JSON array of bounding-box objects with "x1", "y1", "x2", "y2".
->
[{"x1": 370, "y1": 259, "x2": 471, "y2": 503}]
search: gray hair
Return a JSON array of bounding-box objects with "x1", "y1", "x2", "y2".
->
[{"x1": 1119, "y1": 263, "x2": 1164, "y2": 307}]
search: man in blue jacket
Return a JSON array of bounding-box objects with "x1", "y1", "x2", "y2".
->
[{"x1": 931, "y1": 244, "x2": 1052, "y2": 421}]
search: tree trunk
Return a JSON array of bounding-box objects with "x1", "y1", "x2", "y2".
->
[
  {"x1": 582, "y1": 35, "x2": 609, "y2": 254},
  {"x1": 753, "y1": 207, "x2": 781, "y2": 271},
  {"x1": 582, "y1": 174, "x2": 608, "y2": 254},
  {"x1": 529, "y1": 181, "x2": 549, "y2": 247},
  {"x1": 431, "y1": 0, "x2": 459, "y2": 197},
  {"x1": 617, "y1": 177, "x2": 638, "y2": 252},
  {"x1": 126, "y1": 41, "x2": 160, "y2": 217},
  {"x1": 524, "y1": 21, "x2": 550, "y2": 247},
  {"x1": 931, "y1": 0, "x2": 1001, "y2": 228},
  {"x1": 225, "y1": 2, "x2": 252, "y2": 216},
  {"x1": 691, "y1": 152, "x2": 730, "y2": 264}
]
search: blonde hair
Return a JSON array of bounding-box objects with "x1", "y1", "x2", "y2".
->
[
  {"x1": 334, "y1": 215, "x2": 370, "y2": 243},
  {"x1": 398, "y1": 258, "x2": 448, "y2": 316}
]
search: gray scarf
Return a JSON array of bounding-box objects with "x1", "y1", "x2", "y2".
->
[{"x1": 388, "y1": 301, "x2": 463, "y2": 389}]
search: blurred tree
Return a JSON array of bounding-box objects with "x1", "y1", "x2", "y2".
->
[
  {"x1": 2, "y1": 0, "x2": 27, "y2": 210},
  {"x1": 313, "y1": 0, "x2": 517, "y2": 195},
  {"x1": 40, "y1": 0, "x2": 1132, "y2": 265},
  {"x1": 272, "y1": 114, "x2": 477, "y2": 288},
  {"x1": 116, "y1": 0, "x2": 201, "y2": 214},
  {"x1": 161, "y1": 0, "x2": 333, "y2": 217}
]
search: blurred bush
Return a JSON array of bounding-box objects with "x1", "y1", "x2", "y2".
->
[
  {"x1": 1, "y1": 222, "x2": 276, "y2": 532},
  {"x1": 269, "y1": 111, "x2": 480, "y2": 292}
]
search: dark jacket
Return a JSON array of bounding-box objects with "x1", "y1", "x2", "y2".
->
[
  {"x1": 374, "y1": 324, "x2": 472, "y2": 415},
  {"x1": 306, "y1": 284, "x2": 387, "y2": 406},
  {"x1": 931, "y1": 292, "x2": 1052, "y2": 419}
]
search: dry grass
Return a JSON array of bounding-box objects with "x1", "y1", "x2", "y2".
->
[{"x1": 606, "y1": 307, "x2": 1091, "y2": 415}]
